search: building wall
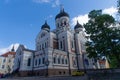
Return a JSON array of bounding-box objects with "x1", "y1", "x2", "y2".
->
[
  {"x1": 14, "y1": 8, "x2": 96, "y2": 77},
  {"x1": 0, "y1": 55, "x2": 14, "y2": 74}
]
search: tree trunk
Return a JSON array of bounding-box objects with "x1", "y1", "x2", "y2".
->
[{"x1": 116, "y1": 54, "x2": 120, "y2": 67}]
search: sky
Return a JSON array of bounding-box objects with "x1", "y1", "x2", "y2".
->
[{"x1": 0, "y1": 0, "x2": 118, "y2": 55}]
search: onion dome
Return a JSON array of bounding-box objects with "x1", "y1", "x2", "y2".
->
[
  {"x1": 55, "y1": 8, "x2": 69, "y2": 19},
  {"x1": 41, "y1": 21, "x2": 50, "y2": 30},
  {"x1": 74, "y1": 21, "x2": 83, "y2": 30}
]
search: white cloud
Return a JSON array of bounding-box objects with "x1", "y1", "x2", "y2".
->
[
  {"x1": 0, "y1": 43, "x2": 20, "y2": 55},
  {"x1": 45, "y1": 15, "x2": 53, "y2": 20},
  {"x1": 71, "y1": 14, "x2": 89, "y2": 27},
  {"x1": 32, "y1": 0, "x2": 51, "y2": 3},
  {"x1": 32, "y1": 0, "x2": 60, "y2": 7},
  {"x1": 102, "y1": 6, "x2": 118, "y2": 18},
  {"x1": 52, "y1": 0, "x2": 60, "y2": 7},
  {"x1": 71, "y1": 7, "x2": 118, "y2": 27}
]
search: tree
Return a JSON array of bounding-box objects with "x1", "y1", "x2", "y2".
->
[
  {"x1": 84, "y1": 10, "x2": 120, "y2": 68},
  {"x1": 117, "y1": 0, "x2": 120, "y2": 14}
]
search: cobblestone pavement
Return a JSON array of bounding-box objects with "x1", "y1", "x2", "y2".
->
[{"x1": 0, "y1": 76, "x2": 88, "y2": 80}]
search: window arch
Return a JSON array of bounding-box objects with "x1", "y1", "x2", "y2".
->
[
  {"x1": 65, "y1": 58, "x2": 68, "y2": 64},
  {"x1": 62, "y1": 57, "x2": 64, "y2": 64},
  {"x1": 39, "y1": 58, "x2": 41, "y2": 65},
  {"x1": 35, "y1": 59, "x2": 37, "y2": 66},
  {"x1": 58, "y1": 56, "x2": 60, "y2": 64},
  {"x1": 27, "y1": 58, "x2": 31, "y2": 66},
  {"x1": 53, "y1": 56, "x2": 56, "y2": 64},
  {"x1": 42, "y1": 57, "x2": 45, "y2": 64},
  {"x1": 64, "y1": 21, "x2": 66, "y2": 25},
  {"x1": 84, "y1": 59, "x2": 89, "y2": 66}
]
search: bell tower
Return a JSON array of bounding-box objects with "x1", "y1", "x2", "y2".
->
[{"x1": 55, "y1": 6, "x2": 70, "y2": 32}]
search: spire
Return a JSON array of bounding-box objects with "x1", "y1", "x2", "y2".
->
[
  {"x1": 11, "y1": 45, "x2": 15, "y2": 52},
  {"x1": 45, "y1": 20, "x2": 47, "y2": 24},
  {"x1": 60, "y1": 4, "x2": 64, "y2": 12},
  {"x1": 77, "y1": 20, "x2": 79, "y2": 24}
]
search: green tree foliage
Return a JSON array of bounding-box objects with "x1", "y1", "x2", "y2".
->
[
  {"x1": 84, "y1": 10, "x2": 120, "y2": 68},
  {"x1": 117, "y1": 0, "x2": 120, "y2": 14}
]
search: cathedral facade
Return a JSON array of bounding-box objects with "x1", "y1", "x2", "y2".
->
[{"x1": 13, "y1": 8, "x2": 95, "y2": 76}]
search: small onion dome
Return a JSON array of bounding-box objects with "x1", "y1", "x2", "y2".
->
[
  {"x1": 55, "y1": 9, "x2": 69, "y2": 19},
  {"x1": 74, "y1": 21, "x2": 83, "y2": 30},
  {"x1": 41, "y1": 21, "x2": 50, "y2": 30}
]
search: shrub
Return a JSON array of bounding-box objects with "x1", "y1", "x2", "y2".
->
[{"x1": 72, "y1": 71, "x2": 85, "y2": 76}]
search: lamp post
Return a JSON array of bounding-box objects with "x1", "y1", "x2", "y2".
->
[
  {"x1": 7, "y1": 65, "x2": 11, "y2": 76},
  {"x1": 45, "y1": 59, "x2": 49, "y2": 77},
  {"x1": 82, "y1": 53, "x2": 86, "y2": 73}
]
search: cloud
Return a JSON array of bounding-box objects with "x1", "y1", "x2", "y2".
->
[
  {"x1": 102, "y1": 6, "x2": 118, "y2": 18},
  {"x1": 32, "y1": 0, "x2": 51, "y2": 3},
  {"x1": 45, "y1": 15, "x2": 53, "y2": 20},
  {"x1": 71, "y1": 14, "x2": 89, "y2": 27},
  {"x1": 52, "y1": 0, "x2": 60, "y2": 7},
  {"x1": 0, "y1": 43, "x2": 20, "y2": 55},
  {"x1": 71, "y1": 7, "x2": 118, "y2": 27},
  {"x1": 32, "y1": 0, "x2": 60, "y2": 7}
]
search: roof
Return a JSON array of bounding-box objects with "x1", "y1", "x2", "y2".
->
[
  {"x1": 1, "y1": 51, "x2": 16, "y2": 57},
  {"x1": 55, "y1": 9, "x2": 69, "y2": 19},
  {"x1": 74, "y1": 21, "x2": 83, "y2": 29},
  {"x1": 41, "y1": 21, "x2": 50, "y2": 30}
]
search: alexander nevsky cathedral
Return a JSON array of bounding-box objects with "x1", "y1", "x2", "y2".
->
[{"x1": 13, "y1": 7, "x2": 96, "y2": 76}]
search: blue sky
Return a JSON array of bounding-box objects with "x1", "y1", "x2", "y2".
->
[{"x1": 0, "y1": 0, "x2": 118, "y2": 54}]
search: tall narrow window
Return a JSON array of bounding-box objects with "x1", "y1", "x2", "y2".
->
[
  {"x1": 65, "y1": 58, "x2": 68, "y2": 64},
  {"x1": 73, "y1": 60, "x2": 76, "y2": 66},
  {"x1": 58, "y1": 57, "x2": 60, "y2": 64},
  {"x1": 53, "y1": 57, "x2": 56, "y2": 64},
  {"x1": 64, "y1": 21, "x2": 66, "y2": 25},
  {"x1": 63, "y1": 40, "x2": 65, "y2": 51},
  {"x1": 42, "y1": 57, "x2": 45, "y2": 64},
  {"x1": 40, "y1": 45, "x2": 41, "y2": 50},
  {"x1": 2, "y1": 65, "x2": 4, "y2": 69},
  {"x1": 27, "y1": 58, "x2": 31, "y2": 66},
  {"x1": 62, "y1": 58, "x2": 64, "y2": 64},
  {"x1": 72, "y1": 41, "x2": 74, "y2": 48},
  {"x1": 3, "y1": 59, "x2": 6, "y2": 63},
  {"x1": 35, "y1": 59, "x2": 37, "y2": 66},
  {"x1": 84, "y1": 59, "x2": 89, "y2": 66},
  {"x1": 39, "y1": 58, "x2": 41, "y2": 65},
  {"x1": 60, "y1": 41, "x2": 62, "y2": 49},
  {"x1": 45, "y1": 42, "x2": 47, "y2": 48}
]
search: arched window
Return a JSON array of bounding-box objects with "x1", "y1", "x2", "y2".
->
[
  {"x1": 60, "y1": 41, "x2": 62, "y2": 49},
  {"x1": 64, "y1": 21, "x2": 66, "y2": 25},
  {"x1": 84, "y1": 59, "x2": 89, "y2": 66},
  {"x1": 39, "y1": 58, "x2": 41, "y2": 65},
  {"x1": 27, "y1": 58, "x2": 31, "y2": 66},
  {"x1": 71, "y1": 40, "x2": 74, "y2": 48},
  {"x1": 58, "y1": 57, "x2": 60, "y2": 64},
  {"x1": 42, "y1": 57, "x2": 45, "y2": 64},
  {"x1": 62, "y1": 58, "x2": 64, "y2": 64},
  {"x1": 53, "y1": 56, "x2": 56, "y2": 64},
  {"x1": 35, "y1": 59, "x2": 37, "y2": 66},
  {"x1": 45, "y1": 42, "x2": 47, "y2": 48},
  {"x1": 40, "y1": 45, "x2": 41, "y2": 50},
  {"x1": 65, "y1": 58, "x2": 68, "y2": 64},
  {"x1": 73, "y1": 60, "x2": 76, "y2": 65}
]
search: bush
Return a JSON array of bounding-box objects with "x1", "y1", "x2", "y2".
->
[{"x1": 72, "y1": 71, "x2": 85, "y2": 76}]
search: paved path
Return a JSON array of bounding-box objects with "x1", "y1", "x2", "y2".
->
[{"x1": 0, "y1": 76, "x2": 88, "y2": 80}]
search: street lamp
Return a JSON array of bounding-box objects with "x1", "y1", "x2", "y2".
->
[
  {"x1": 45, "y1": 59, "x2": 49, "y2": 77},
  {"x1": 82, "y1": 53, "x2": 86, "y2": 73}
]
